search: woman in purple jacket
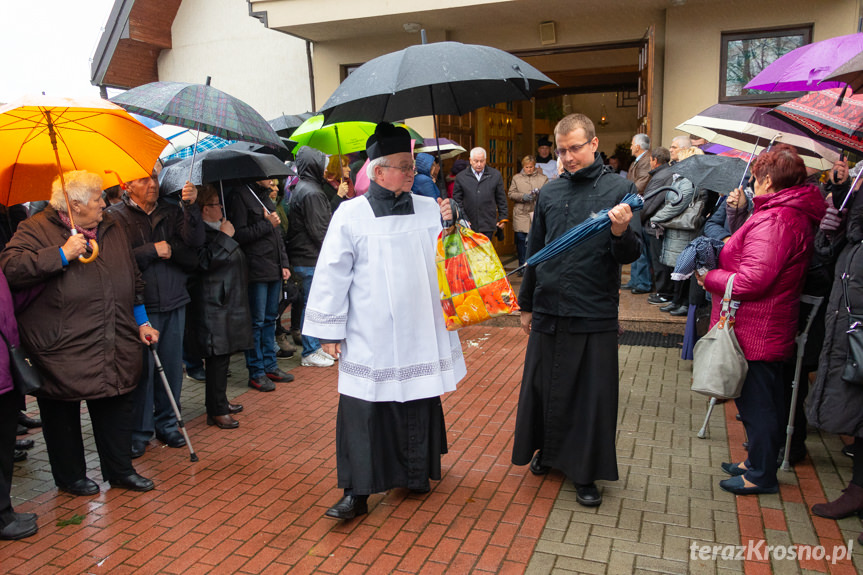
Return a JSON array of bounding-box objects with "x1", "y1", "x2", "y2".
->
[
  {"x1": 0, "y1": 268, "x2": 38, "y2": 540},
  {"x1": 697, "y1": 144, "x2": 826, "y2": 495}
]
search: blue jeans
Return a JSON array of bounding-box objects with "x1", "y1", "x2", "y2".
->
[
  {"x1": 294, "y1": 266, "x2": 321, "y2": 358},
  {"x1": 245, "y1": 280, "x2": 280, "y2": 378},
  {"x1": 132, "y1": 307, "x2": 185, "y2": 443},
  {"x1": 628, "y1": 251, "x2": 652, "y2": 292},
  {"x1": 515, "y1": 232, "x2": 528, "y2": 266}
]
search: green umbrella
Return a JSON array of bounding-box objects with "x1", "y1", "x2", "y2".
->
[{"x1": 290, "y1": 115, "x2": 423, "y2": 156}]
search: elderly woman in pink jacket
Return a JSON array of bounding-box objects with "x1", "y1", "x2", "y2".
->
[{"x1": 697, "y1": 144, "x2": 825, "y2": 495}]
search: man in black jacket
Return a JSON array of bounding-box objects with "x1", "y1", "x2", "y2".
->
[
  {"x1": 641, "y1": 147, "x2": 675, "y2": 304},
  {"x1": 109, "y1": 174, "x2": 204, "y2": 458},
  {"x1": 286, "y1": 146, "x2": 336, "y2": 368},
  {"x1": 512, "y1": 113, "x2": 641, "y2": 508},
  {"x1": 452, "y1": 148, "x2": 507, "y2": 240},
  {"x1": 227, "y1": 179, "x2": 294, "y2": 392}
]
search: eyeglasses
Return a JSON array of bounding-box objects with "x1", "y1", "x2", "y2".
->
[
  {"x1": 203, "y1": 202, "x2": 221, "y2": 208},
  {"x1": 380, "y1": 163, "x2": 417, "y2": 175},
  {"x1": 555, "y1": 140, "x2": 593, "y2": 157}
]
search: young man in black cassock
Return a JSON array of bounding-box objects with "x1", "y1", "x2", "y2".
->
[{"x1": 512, "y1": 113, "x2": 642, "y2": 507}]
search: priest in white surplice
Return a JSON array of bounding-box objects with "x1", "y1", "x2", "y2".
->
[{"x1": 304, "y1": 123, "x2": 467, "y2": 520}]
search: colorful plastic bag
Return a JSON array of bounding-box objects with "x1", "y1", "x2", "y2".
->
[{"x1": 436, "y1": 223, "x2": 519, "y2": 330}]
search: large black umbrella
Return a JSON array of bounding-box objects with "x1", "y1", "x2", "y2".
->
[
  {"x1": 223, "y1": 140, "x2": 295, "y2": 162},
  {"x1": 158, "y1": 148, "x2": 290, "y2": 195},
  {"x1": 669, "y1": 155, "x2": 749, "y2": 195},
  {"x1": 318, "y1": 41, "x2": 555, "y2": 125},
  {"x1": 268, "y1": 112, "x2": 313, "y2": 136}
]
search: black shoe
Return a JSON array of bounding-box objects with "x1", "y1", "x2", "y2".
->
[
  {"x1": 743, "y1": 441, "x2": 749, "y2": 451},
  {"x1": 631, "y1": 287, "x2": 651, "y2": 295},
  {"x1": 58, "y1": 478, "x2": 99, "y2": 496},
  {"x1": 324, "y1": 494, "x2": 369, "y2": 520},
  {"x1": 131, "y1": 440, "x2": 147, "y2": 459},
  {"x1": 0, "y1": 517, "x2": 38, "y2": 540},
  {"x1": 15, "y1": 438, "x2": 34, "y2": 450},
  {"x1": 207, "y1": 414, "x2": 239, "y2": 429},
  {"x1": 669, "y1": 305, "x2": 689, "y2": 316},
  {"x1": 228, "y1": 403, "x2": 244, "y2": 414},
  {"x1": 843, "y1": 444, "x2": 855, "y2": 458},
  {"x1": 660, "y1": 302, "x2": 678, "y2": 312},
  {"x1": 185, "y1": 367, "x2": 206, "y2": 382},
  {"x1": 647, "y1": 293, "x2": 671, "y2": 305},
  {"x1": 13, "y1": 512, "x2": 37, "y2": 523},
  {"x1": 529, "y1": 451, "x2": 550, "y2": 475},
  {"x1": 735, "y1": 413, "x2": 743, "y2": 421},
  {"x1": 16, "y1": 424, "x2": 27, "y2": 436},
  {"x1": 266, "y1": 368, "x2": 295, "y2": 383},
  {"x1": 18, "y1": 412, "x2": 42, "y2": 428},
  {"x1": 156, "y1": 430, "x2": 186, "y2": 448},
  {"x1": 248, "y1": 376, "x2": 276, "y2": 392},
  {"x1": 575, "y1": 483, "x2": 602, "y2": 507},
  {"x1": 109, "y1": 473, "x2": 155, "y2": 492},
  {"x1": 13, "y1": 450, "x2": 26, "y2": 463},
  {"x1": 276, "y1": 349, "x2": 295, "y2": 358}
]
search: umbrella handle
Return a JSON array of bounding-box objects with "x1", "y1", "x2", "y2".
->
[{"x1": 70, "y1": 229, "x2": 100, "y2": 264}]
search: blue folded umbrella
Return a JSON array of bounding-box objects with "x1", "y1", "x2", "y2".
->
[{"x1": 509, "y1": 193, "x2": 643, "y2": 274}]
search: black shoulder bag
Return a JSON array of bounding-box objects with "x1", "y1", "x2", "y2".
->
[{"x1": 0, "y1": 328, "x2": 43, "y2": 395}]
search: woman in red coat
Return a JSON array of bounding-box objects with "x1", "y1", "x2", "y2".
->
[{"x1": 697, "y1": 144, "x2": 826, "y2": 495}]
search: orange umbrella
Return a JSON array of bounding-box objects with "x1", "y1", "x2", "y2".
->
[{"x1": 0, "y1": 95, "x2": 168, "y2": 262}]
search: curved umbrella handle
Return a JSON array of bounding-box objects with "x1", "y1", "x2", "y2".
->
[{"x1": 78, "y1": 240, "x2": 99, "y2": 263}]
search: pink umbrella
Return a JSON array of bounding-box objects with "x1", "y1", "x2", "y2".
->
[{"x1": 744, "y1": 33, "x2": 863, "y2": 93}]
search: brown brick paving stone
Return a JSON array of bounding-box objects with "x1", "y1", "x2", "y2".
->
[{"x1": 4, "y1": 326, "x2": 863, "y2": 573}]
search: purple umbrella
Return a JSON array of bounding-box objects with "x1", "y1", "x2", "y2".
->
[{"x1": 744, "y1": 33, "x2": 863, "y2": 93}]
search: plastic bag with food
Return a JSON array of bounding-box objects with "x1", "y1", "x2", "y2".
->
[{"x1": 436, "y1": 223, "x2": 519, "y2": 330}]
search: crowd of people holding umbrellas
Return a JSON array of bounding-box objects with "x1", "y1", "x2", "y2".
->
[{"x1": 2, "y1": 29, "x2": 863, "y2": 550}]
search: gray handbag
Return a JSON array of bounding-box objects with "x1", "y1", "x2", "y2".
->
[{"x1": 691, "y1": 274, "x2": 748, "y2": 399}]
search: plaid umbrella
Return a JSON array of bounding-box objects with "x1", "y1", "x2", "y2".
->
[
  {"x1": 162, "y1": 134, "x2": 236, "y2": 160},
  {"x1": 111, "y1": 81, "x2": 285, "y2": 150},
  {"x1": 508, "y1": 193, "x2": 643, "y2": 275}
]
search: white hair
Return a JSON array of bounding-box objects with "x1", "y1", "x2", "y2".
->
[
  {"x1": 470, "y1": 147, "x2": 487, "y2": 160},
  {"x1": 671, "y1": 135, "x2": 692, "y2": 149},
  {"x1": 50, "y1": 170, "x2": 102, "y2": 212},
  {"x1": 366, "y1": 156, "x2": 387, "y2": 182},
  {"x1": 632, "y1": 133, "x2": 650, "y2": 150}
]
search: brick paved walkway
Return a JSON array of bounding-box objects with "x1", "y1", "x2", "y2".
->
[{"x1": 2, "y1": 327, "x2": 863, "y2": 574}]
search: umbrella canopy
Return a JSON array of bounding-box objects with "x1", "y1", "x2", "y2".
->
[
  {"x1": 744, "y1": 32, "x2": 863, "y2": 93},
  {"x1": 704, "y1": 143, "x2": 755, "y2": 162},
  {"x1": 677, "y1": 103, "x2": 840, "y2": 170},
  {"x1": 158, "y1": 148, "x2": 290, "y2": 195},
  {"x1": 414, "y1": 138, "x2": 466, "y2": 160},
  {"x1": 669, "y1": 155, "x2": 749, "y2": 195},
  {"x1": 0, "y1": 95, "x2": 168, "y2": 207},
  {"x1": 318, "y1": 41, "x2": 555, "y2": 124},
  {"x1": 268, "y1": 112, "x2": 313, "y2": 136},
  {"x1": 770, "y1": 88, "x2": 863, "y2": 154},
  {"x1": 161, "y1": 133, "x2": 236, "y2": 160},
  {"x1": 222, "y1": 140, "x2": 294, "y2": 162},
  {"x1": 111, "y1": 81, "x2": 285, "y2": 150},
  {"x1": 290, "y1": 115, "x2": 377, "y2": 155},
  {"x1": 510, "y1": 193, "x2": 643, "y2": 275},
  {"x1": 822, "y1": 51, "x2": 863, "y2": 94}
]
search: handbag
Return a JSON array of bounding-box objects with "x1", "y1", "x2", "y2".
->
[
  {"x1": 840, "y1": 246, "x2": 863, "y2": 385},
  {"x1": 0, "y1": 327, "x2": 43, "y2": 395},
  {"x1": 662, "y1": 193, "x2": 706, "y2": 231},
  {"x1": 691, "y1": 274, "x2": 748, "y2": 399}
]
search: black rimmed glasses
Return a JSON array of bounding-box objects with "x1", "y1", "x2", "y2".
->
[{"x1": 555, "y1": 140, "x2": 593, "y2": 157}]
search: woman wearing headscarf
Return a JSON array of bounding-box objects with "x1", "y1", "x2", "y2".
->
[
  {"x1": 696, "y1": 145, "x2": 825, "y2": 495},
  {"x1": 0, "y1": 170, "x2": 159, "y2": 496}
]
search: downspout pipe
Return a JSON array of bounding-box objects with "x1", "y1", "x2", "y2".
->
[{"x1": 306, "y1": 40, "x2": 316, "y2": 113}]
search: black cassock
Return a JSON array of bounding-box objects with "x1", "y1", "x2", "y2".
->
[{"x1": 511, "y1": 316, "x2": 619, "y2": 485}]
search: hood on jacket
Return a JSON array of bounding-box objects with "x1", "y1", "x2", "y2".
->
[
  {"x1": 296, "y1": 146, "x2": 328, "y2": 183},
  {"x1": 415, "y1": 153, "x2": 435, "y2": 177},
  {"x1": 561, "y1": 152, "x2": 610, "y2": 186},
  {"x1": 753, "y1": 183, "x2": 826, "y2": 226}
]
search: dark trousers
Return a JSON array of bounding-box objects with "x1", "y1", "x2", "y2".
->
[
  {"x1": 205, "y1": 354, "x2": 231, "y2": 417},
  {"x1": 735, "y1": 361, "x2": 784, "y2": 488},
  {"x1": 515, "y1": 231, "x2": 528, "y2": 266},
  {"x1": 37, "y1": 393, "x2": 136, "y2": 487},
  {"x1": 646, "y1": 232, "x2": 672, "y2": 297},
  {"x1": 0, "y1": 389, "x2": 20, "y2": 526}
]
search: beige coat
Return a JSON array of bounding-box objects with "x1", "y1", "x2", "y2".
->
[{"x1": 508, "y1": 170, "x2": 548, "y2": 233}]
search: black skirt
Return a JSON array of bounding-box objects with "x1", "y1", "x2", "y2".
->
[
  {"x1": 336, "y1": 394, "x2": 447, "y2": 495},
  {"x1": 512, "y1": 321, "x2": 619, "y2": 484}
]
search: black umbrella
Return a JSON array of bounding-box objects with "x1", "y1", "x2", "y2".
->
[
  {"x1": 669, "y1": 155, "x2": 750, "y2": 195},
  {"x1": 157, "y1": 148, "x2": 289, "y2": 196},
  {"x1": 268, "y1": 112, "x2": 313, "y2": 136},
  {"x1": 223, "y1": 140, "x2": 295, "y2": 162},
  {"x1": 318, "y1": 41, "x2": 555, "y2": 125}
]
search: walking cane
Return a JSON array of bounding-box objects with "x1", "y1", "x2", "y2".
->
[
  {"x1": 697, "y1": 397, "x2": 718, "y2": 439},
  {"x1": 145, "y1": 335, "x2": 199, "y2": 462},
  {"x1": 780, "y1": 294, "x2": 823, "y2": 471}
]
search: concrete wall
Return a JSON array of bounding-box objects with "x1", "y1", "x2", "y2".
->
[
  {"x1": 661, "y1": 0, "x2": 858, "y2": 147},
  {"x1": 157, "y1": 0, "x2": 311, "y2": 119}
]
